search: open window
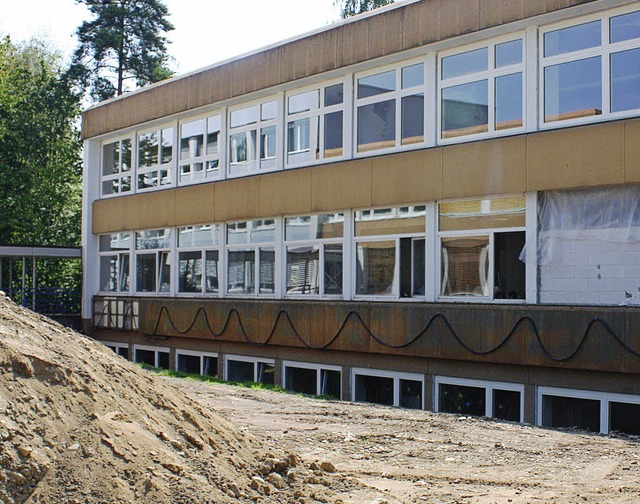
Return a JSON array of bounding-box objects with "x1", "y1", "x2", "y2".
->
[
  {"x1": 177, "y1": 225, "x2": 221, "y2": 295},
  {"x1": 135, "y1": 229, "x2": 172, "y2": 294}
]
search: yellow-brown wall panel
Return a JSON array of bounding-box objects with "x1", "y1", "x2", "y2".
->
[
  {"x1": 311, "y1": 159, "x2": 373, "y2": 212},
  {"x1": 259, "y1": 169, "x2": 313, "y2": 217},
  {"x1": 371, "y1": 149, "x2": 443, "y2": 206},
  {"x1": 214, "y1": 176, "x2": 262, "y2": 222},
  {"x1": 174, "y1": 183, "x2": 215, "y2": 227},
  {"x1": 93, "y1": 194, "x2": 141, "y2": 234},
  {"x1": 625, "y1": 118, "x2": 640, "y2": 183},
  {"x1": 525, "y1": 122, "x2": 625, "y2": 191},
  {"x1": 443, "y1": 135, "x2": 526, "y2": 199}
]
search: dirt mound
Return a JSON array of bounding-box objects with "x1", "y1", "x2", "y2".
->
[{"x1": 0, "y1": 293, "x2": 337, "y2": 504}]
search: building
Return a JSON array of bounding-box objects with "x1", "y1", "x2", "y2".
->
[{"x1": 82, "y1": 0, "x2": 640, "y2": 434}]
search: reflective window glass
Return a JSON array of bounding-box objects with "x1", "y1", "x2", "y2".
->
[
  {"x1": 356, "y1": 241, "x2": 396, "y2": 296},
  {"x1": 324, "y1": 111, "x2": 343, "y2": 157},
  {"x1": 442, "y1": 48, "x2": 488, "y2": 79},
  {"x1": 496, "y1": 73, "x2": 523, "y2": 130},
  {"x1": 324, "y1": 244, "x2": 343, "y2": 295},
  {"x1": 205, "y1": 250, "x2": 219, "y2": 293},
  {"x1": 325, "y1": 83, "x2": 344, "y2": 106},
  {"x1": 260, "y1": 126, "x2": 276, "y2": 159},
  {"x1": 439, "y1": 197, "x2": 526, "y2": 231},
  {"x1": 495, "y1": 39, "x2": 523, "y2": 68},
  {"x1": 441, "y1": 236, "x2": 490, "y2": 297},
  {"x1": 286, "y1": 246, "x2": 320, "y2": 295},
  {"x1": 100, "y1": 233, "x2": 131, "y2": 252},
  {"x1": 544, "y1": 21, "x2": 601, "y2": 57},
  {"x1": 160, "y1": 128, "x2": 173, "y2": 164},
  {"x1": 261, "y1": 101, "x2": 278, "y2": 120},
  {"x1": 180, "y1": 120, "x2": 204, "y2": 160},
  {"x1": 288, "y1": 90, "x2": 319, "y2": 114},
  {"x1": 544, "y1": 57, "x2": 602, "y2": 122},
  {"x1": 402, "y1": 63, "x2": 424, "y2": 88},
  {"x1": 357, "y1": 99, "x2": 395, "y2": 152},
  {"x1": 355, "y1": 207, "x2": 425, "y2": 237},
  {"x1": 285, "y1": 214, "x2": 344, "y2": 241},
  {"x1": 358, "y1": 70, "x2": 395, "y2": 98},
  {"x1": 227, "y1": 250, "x2": 255, "y2": 294},
  {"x1": 178, "y1": 251, "x2": 202, "y2": 292},
  {"x1": 401, "y1": 93, "x2": 424, "y2": 145},
  {"x1": 442, "y1": 80, "x2": 489, "y2": 138},
  {"x1": 135, "y1": 229, "x2": 171, "y2": 250},
  {"x1": 610, "y1": 11, "x2": 640, "y2": 43},
  {"x1": 611, "y1": 48, "x2": 640, "y2": 113},
  {"x1": 138, "y1": 131, "x2": 158, "y2": 167},
  {"x1": 230, "y1": 106, "x2": 259, "y2": 128},
  {"x1": 102, "y1": 142, "x2": 119, "y2": 175},
  {"x1": 206, "y1": 116, "x2": 221, "y2": 156},
  {"x1": 259, "y1": 249, "x2": 276, "y2": 294}
]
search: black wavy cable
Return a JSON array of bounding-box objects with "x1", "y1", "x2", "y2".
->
[{"x1": 147, "y1": 304, "x2": 640, "y2": 362}]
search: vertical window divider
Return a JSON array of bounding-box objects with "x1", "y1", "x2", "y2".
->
[
  {"x1": 219, "y1": 109, "x2": 228, "y2": 180},
  {"x1": 525, "y1": 26, "x2": 539, "y2": 130},
  {"x1": 525, "y1": 191, "x2": 538, "y2": 304},
  {"x1": 343, "y1": 209, "x2": 354, "y2": 301},
  {"x1": 425, "y1": 52, "x2": 438, "y2": 148},
  {"x1": 602, "y1": 19, "x2": 612, "y2": 117},
  {"x1": 275, "y1": 217, "x2": 285, "y2": 299},
  {"x1": 276, "y1": 92, "x2": 285, "y2": 172},
  {"x1": 425, "y1": 202, "x2": 437, "y2": 302}
]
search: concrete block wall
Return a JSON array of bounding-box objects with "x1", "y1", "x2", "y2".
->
[{"x1": 539, "y1": 229, "x2": 640, "y2": 305}]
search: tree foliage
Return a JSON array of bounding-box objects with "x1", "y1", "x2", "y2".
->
[
  {"x1": 336, "y1": 0, "x2": 395, "y2": 18},
  {"x1": 69, "y1": 0, "x2": 174, "y2": 101}
]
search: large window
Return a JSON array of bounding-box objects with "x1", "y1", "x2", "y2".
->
[
  {"x1": 228, "y1": 99, "x2": 279, "y2": 176},
  {"x1": 137, "y1": 127, "x2": 174, "y2": 190},
  {"x1": 354, "y1": 206, "x2": 426, "y2": 298},
  {"x1": 440, "y1": 37, "x2": 524, "y2": 139},
  {"x1": 285, "y1": 82, "x2": 345, "y2": 166},
  {"x1": 135, "y1": 229, "x2": 172, "y2": 294},
  {"x1": 284, "y1": 213, "x2": 344, "y2": 297},
  {"x1": 226, "y1": 219, "x2": 276, "y2": 296},
  {"x1": 179, "y1": 115, "x2": 221, "y2": 185},
  {"x1": 99, "y1": 233, "x2": 131, "y2": 293},
  {"x1": 101, "y1": 138, "x2": 132, "y2": 196},
  {"x1": 177, "y1": 225, "x2": 221, "y2": 294},
  {"x1": 355, "y1": 61, "x2": 426, "y2": 153},
  {"x1": 542, "y1": 8, "x2": 640, "y2": 125},
  {"x1": 438, "y1": 197, "x2": 526, "y2": 301}
]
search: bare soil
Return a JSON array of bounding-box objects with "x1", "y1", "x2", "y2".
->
[{"x1": 175, "y1": 378, "x2": 640, "y2": 503}]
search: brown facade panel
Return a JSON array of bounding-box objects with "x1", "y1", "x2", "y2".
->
[
  {"x1": 525, "y1": 121, "x2": 626, "y2": 191},
  {"x1": 214, "y1": 176, "x2": 262, "y2": 222},
  {"x1": 258, "y1": 169, "x2": 313, "y2": 217},
  {"x1": 626, "y1": 118, "x2": 640, "y2": 183},
  {"x1": 83, "y1": 0, "x2": 602, "y2": 139},
  {"x1": 174, "y1": 183, "x2": 215, "y2": 227},
  {"x1": 442, "y1": 135, "x2": 526, "y2": 199},
  {"x1": 93, "y1": 194, "x2": 141, "y2": 234},
  {"x1": 311, "y1": 158, "x2": 373, "y2": 212}
]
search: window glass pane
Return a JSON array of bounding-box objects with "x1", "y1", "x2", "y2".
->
[
  {"x1": 402, "y1": 63, "x2": 424, "y2": 88},
  {"x1": 227, "y1": 250, "x2": 255, "y2": 294},
  {"x1": 287, "y1": 118, "x2": 310, "y2": 153},
  {"x1": 496, "y1": 73, "x2": 523, "y2": 130},
  {"x1": 356, "y1": 241, "x2": 396, "y2": 296},
  {"x1": 138, "y1": 171, "x2": 158, "y2": 189},
  {"x1": 229, "y1": 131, "x2": 255, "y2": 164},
  {"x1": 227, "y1": 220, "x2": 275, "y2": 245},
  {"x1": 442, "y1": 48, "x2": 488, "y2": 79},
  {"x1": 100, "y1": 256, "x2": 118, "y2": 292},
  {"x1": 180, "y1": 120, "x2": 204, "y2": 160},
  {"x1": 441, "y1": 236, "x2": 490, "y2": 297},
  {"x1": 260, "y1": 126, "x2": 276, "y2": 159},
  {"x1": 136, "y1": 253, "x2": 156, "y2": 292},
  {"x1": 179, "y1": 251, "x2": 202, "y2": 292},
  {"x1": 230, "y1": 105, "x2": 259, "y2": 128},
  {"x1": 286, "y1": 246, "x2": 320, "y2": 294},
  {"x1": 261, "y1": 101, "x2": 278, "y2": 120},
  {"x1": 324, "y1": 244, "x2": 343, "y2": 295},
  {"x1": 325, "y1": 83, "x2": 344, "y2": 106},
  {"x1": 401, "y1": 93, "x2": 424, "y2": 145},
  {"x1": 285, "y1": 214, "x2": 344, "y2": 241},
  {"x1": 206, "y1": 116, "x2": 221, "y2": 156},
  {"x1": 161, "y1": 128, "x2": 173, "y2": 164},
  {"x1": 205, "y1": 250, "x2": 219, "y2": 293},
  {"x1": 355, "y1": 207, "x2": 426, "y2": 236},
  {"x1": 121, "y1": 139, "x2": 131, "y2": 171},
  {"x1": 158, "y1": 251, "x2": 171, "y2": 292},
  {"x1": 121, "y1": 176, "x2": 131, "y2": 192},
  {"x1": 611, "y1": 10, "x2": 640, "y2": 43},
  {"x1": 288, "y1": 90, "x2": 319, "y2": 114},
  {"x1": 136, "y1": 229, "x2": 171, "y2": 250},
  {"x1": 178, "y1": 225, "x2": 218, "y2": 248},
  {"x1": 357, "y1": 99, "x2": 396, "y2": 152},
  {"x1": 495, "y1": 39, "x2": 523, "y2": 68},
  {"x1": 102, "y1": 142, "x2": 119, "y2": 175},
  {"x1": 544, "y1": 57, "x2": 602, "y2": 122},
  {"x1": 324, "y1": 111, "x2": 343, "y2": 158},
  {"x1": 544, "y1": 21, "x2": 601, "y2": 57},
  {"x1": 259, "y1": 248, "x2": 275, "y2": 294},
  {"x1": 102, "y1": 179, "x2": 118, "y2": 195},
  {"x1": 611, "y1": 48, "x2": 640, "y2": 113},
  {"x1": 439, "y1": 197, "x2": 525, "y2": 231},
  {"x1": 138, "y1": 131, "x2": 158, "y2": 167},
  {"x1": 100, "y1": 233, "x2": 131, "y2": 252},
  {"x1": 442, "y1": 80, "x2": 489, "y2": 138},
  {"x1": 119, "y1": 254, "x2": 130, "y2": 291},
  {"x1": 358, "y1": 70, "x2": 395, "y2": 98}
]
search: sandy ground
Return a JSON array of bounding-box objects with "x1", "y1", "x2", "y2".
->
[{"x1": 174, "y1": 378, "x2": 640, "y2": 504}]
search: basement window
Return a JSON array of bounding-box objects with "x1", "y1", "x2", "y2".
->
[
  {"x1": 609, "y1": 402, "x2": 640, "y2": 435},
  {"x1": 176, "y1": 350, "x2": 218, "y2": 377},
  {"x1": 134, "y1": 345, "x2": 169, "y2": 369},
  {"x1": 102, "y1": 341, "x2": 129, "y2": 359},
  {"x1": 352, "y1": 368, "x2": 423, "y2": 409},
  {"x1": 225, "y1": 355, "x2": 275, "y2": 385},
  {"x1": 541, "y1": 394, "x2": 601, "y2": 432},
  {"x1": 282, "y1": 361, "x2": 341, "y2": 398}
]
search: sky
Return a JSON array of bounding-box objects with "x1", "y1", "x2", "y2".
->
[{"x1": 0, "y1": 0, "x2": 343, "y2": 75}]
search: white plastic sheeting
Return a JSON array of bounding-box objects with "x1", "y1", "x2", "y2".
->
[{"x1": 533, "y1": 185, "x2": 640, "y2": 265}]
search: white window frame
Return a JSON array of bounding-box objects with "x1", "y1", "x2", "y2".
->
[
  {"x1": 100, "y1": 136, "x2": 134, "y2": 198},
  {"x1": 539, "y1": 5, "x2": 640, "y2": 130},
  {"x1": 351, "y1": 367, "x2": 425, "y2": 409},
  {"x1": 100, "y1": 340, "x2": 130, "y2": 358},
  {"x1": 136, "y1": 124, "x2": 175, "y2": 192},
  {"x1": 227, "y1": 96, "x2": 281, "y2": 178},
  {"x1": 98, "y1": 232, "x2": 133, "y2": 295},
  {"x1": 437, "y1": 33, "x2": 526, "y2": 144},
  {"x1": 134, "y1": 228, "x2": 173, "y2": 296},
  {"x1": 175, "y1": 224, "x2": 223, "y2": 297},
  {"x1": 175, "y1": 349, "x2": 219, "y2": 376},
  {"x1": 284, "y1": 78, "x2": 347, "y2": 168},
  {"x1": 352, "y1": 206, "x2": 427, "y2": 301},
  {"x1": 133, "y1": 344, "x2": 170, "y2": 368},
  {"x1": 437, "y1": 196, "x2": 527, "y2": 304},
  {"x1": 354, "y1": 57, "x2": 428, "y2": 156},
  {"x1": 225, "y1": 219, "x2": 278, "y2": 298},
  {"x1": 177, "y1": 112, "x2": 224, "y2": 186},
  {"x1": 223, "y1": 354, "x2": 275, "y2": 382},
  {"x1": 283, "y1": 213, "x2": 345, "y2": 299},
  {"x1": 537, "y1": 386, "x2": 640, "y2": 435},
  {"x1": 434, "y1": 376, "x2": 525, "y2": 422},
  {"x1": 281, "y1": 360, "x2": 342, "y2": 397}
]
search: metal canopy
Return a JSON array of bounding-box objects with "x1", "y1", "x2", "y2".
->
[{"x1": 0, "y1": 246, "x2": 82, "y2": 258}]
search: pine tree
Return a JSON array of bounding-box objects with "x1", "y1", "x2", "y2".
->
[
  {"x1": 336, "y1": 0, "x2": 395, "y2": 19},
  {"x1": 69, "y1": 0, "x2": 174, "y2": 101}
]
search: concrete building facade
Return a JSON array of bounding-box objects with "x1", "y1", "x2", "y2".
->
[{"x1": 82, "y1": 0, "x2": 640, "y2": 434}]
